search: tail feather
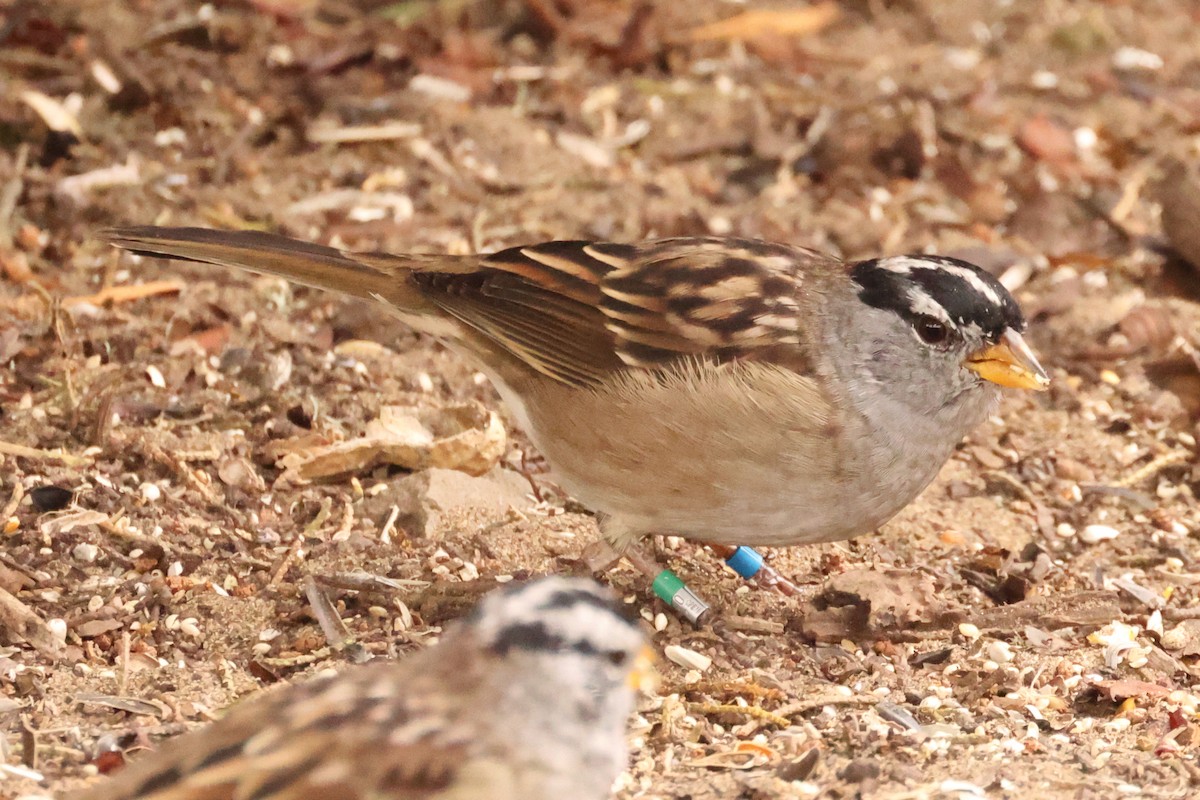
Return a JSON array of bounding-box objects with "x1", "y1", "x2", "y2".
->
[{"x1": 99, "y1": 226, "x2": 415, "y2": 305}]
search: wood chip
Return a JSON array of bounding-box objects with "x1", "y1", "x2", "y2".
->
[
  {"x1": 62, "y1": 280, "x2": 184, "y2": 308},
  {"x1": 689, "y1": 3, "x2": 839, "y2": 42},
  {"x1": 0, "y1": 586, "x2": 65, "y2": 660}
]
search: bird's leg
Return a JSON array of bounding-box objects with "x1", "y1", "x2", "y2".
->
[
  {"x1": 708, "y1": 545, "x2": 801, "y2": 597},
  {"x1": 583, "y1": 518, "x2": 712, "y2": 625},
  {"x1": 580, "y1": 537, "x2": 624, "y2": 573},
  {"x1": 620, "y1": 543, "x2": 712, "y2": 625}
]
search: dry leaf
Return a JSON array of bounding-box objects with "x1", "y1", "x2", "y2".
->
[
  {"x1": 63, "y1": 280, "x2": 184, "y2": 308},
  {"x1": 20, "y1": 90, "x2": 84, "y2": 137},
  {"x1": 276, "y1": 402, "x2": 505, "y2": 484},
  {"x1": 1091, "y1": 678, "x2": 1172, "y2": 702},
  {"x1": 686, "y1": 750, "x2": 768, "y2": 770},
  {"x1": 1016, "y1": 114, "x2": 1077, "y2": 164},
  {"x1": 40, "y1": 510, "x2": 109, "y2": 536},
  {"x1": 689, "y1": 3, "x2": 839, "y2": 42},
  {"x1": 796, "y1": 569, "x2": 940, "y2": 641}
]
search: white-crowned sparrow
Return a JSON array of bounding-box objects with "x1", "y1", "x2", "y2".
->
[
  {"x1": 101, "y1": 228, "x2": 1048, "y2": 552},
  {"x1": 72, "y1": 577, "x2": 650, "y2": 800}
]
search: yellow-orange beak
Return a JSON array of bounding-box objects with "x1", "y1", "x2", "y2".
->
[
  {"x1": 628, "y1": 644, "x2": 659, "y2": 692},
  {"x1": 965, "y1": 328, "x2": 1050, "y2": 391}
]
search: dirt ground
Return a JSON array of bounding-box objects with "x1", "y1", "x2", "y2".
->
[{"x1": 2, "y1": 0, "x2": 1200, "y2": 798}]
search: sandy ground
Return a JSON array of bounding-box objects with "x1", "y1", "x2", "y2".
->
[{"x1": 2, "y1": 1, "x2": 1200, "y2": 798}]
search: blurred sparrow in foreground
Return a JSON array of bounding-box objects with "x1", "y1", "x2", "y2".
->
[
  {"x1": 73, "y1": 577, "x2": 650, "y2": 800},
  {"x1": 102, "y1": 228, "x2": 1047, "y2": 566}
]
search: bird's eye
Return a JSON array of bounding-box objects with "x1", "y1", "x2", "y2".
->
[
  {"x1": 607, "y1": 650, "x2": 629, "y2": 667},
  {"x1": 915, "y1": 317, "x2": 949, "y2": 345}
]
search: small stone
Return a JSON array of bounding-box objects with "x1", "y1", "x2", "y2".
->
[
  {"x1": 1081, "y1": 524, "x2": 1120, "y2": 544},
  {"x1": 140, "y1": 483, "x2": 161, "y2": 502},
  {"x1": 1113, "y1": 46, "x2": 1163, "y2": 71},
  {"x1": 1054, "y1": 458, "x2": 1094, "y2": 482},
  {"x1": 47, "y1": 618, "x2": 68, "y2": 643},
  {"x1": 986, "y1": 640, "x2": 1015, "y2": 663},
  {"x1": 72, "y1": 543, "x2": 99, "y2": 563},
  {"x1": 841, "y1": 758, "x2": 881, "y2": 783},
  {"x1": 664, "y1": 645, "x2": 712, "y2": 672},
  {"x1": 958, "y1": 623, "x2": 981, "y2": 640}
]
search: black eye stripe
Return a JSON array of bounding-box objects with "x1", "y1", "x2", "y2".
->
[{"x1": 489, "y1": 621, "x2": 619, "y2": 657}]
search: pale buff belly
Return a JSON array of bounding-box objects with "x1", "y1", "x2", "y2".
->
[{"x1": 488, "y1": 361, "x2": 951, "y2": 548}]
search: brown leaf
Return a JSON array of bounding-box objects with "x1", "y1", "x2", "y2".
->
[
  {"x1": 1091, "y1": 678, "x2": 1172, "y2": 701},
  {"x1": 74, "y1": 618, "x2": 125, "y2": 638},
  {"x1": 276, "y1": 402, "x2": 506, "y2": 484},
  {"x1": 689, "y1": 3, "x2": 839, "y2": 42},
  {"x1": 795, "y1": 569, "x2": 940, "y2": 642},
  {"x1": 62, "y1": 280, "x2": 184, "y2": 308},
  {"x1": 1017, "y1": 114, "x2": 1077, "y2": 164},
  {"x1": 171, "y1": 324, "x2": 232, "y2": 356}
]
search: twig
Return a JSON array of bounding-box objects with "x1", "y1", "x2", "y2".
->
[
  {"x1": 303, "y1": 576, "x2": 350, "y2": 651},
  {"x1": 1, "y1": 482, "x2": 24, "y2": 521},
  {"x1": 61, "y1": 280, "x2": 184, "y2": 308},
  {"x1": 687, "y1": 702, "x2": 791, "y2": 728},
  {"x1": 774, "y1": 694, "x2": 877, "y2": 718},
  {"x1": 1114, "y1": 450, "x2": 1192, "y2": 489},
  {"x1": 314, "y1": 572, "x2": 429, "y2": 594},
  {"x1": 0, "y1": 441, "x2": 91, "y2": 468},
  {"x1": 268, "y1": 539, "x2": 303, "y2": 588},
  {"x1": 0, "y1": 587, "x2": 64, "y2": 660},
  {"x1": 118, "y1": 629, "x2": 131, "y2": 697},
  {"x1": 0, "y1": 144, "x2": 29, "y2": 248}
]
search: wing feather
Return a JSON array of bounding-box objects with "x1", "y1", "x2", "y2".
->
[
  {"x1": 399, "y1": 238, "x2": 826, "y2": 388},
  {"x1": 72, "y1": 660, "x2": 478, "y2": 800}
]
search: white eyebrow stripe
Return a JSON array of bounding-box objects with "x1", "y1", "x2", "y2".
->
[
  {"x1": 905, "y1": 286, "x2": 952, "y2": 324},
  {"x1": 879, "y1": 256, "x2": 1004, "y2": 308},
  {"x1": 935, "y1": 264, "x2": 1002, "y2": 306},
  {"x1": 874, "y1": 256, "x2": 931, "y2": 274}
]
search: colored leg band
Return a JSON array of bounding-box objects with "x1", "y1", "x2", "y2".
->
[
  {"x1": 724, "y1": 546, "x2": 764, "y2": 579},
  {"x1": 651, "y1": 569, "x2": 710, "y2": 625}
]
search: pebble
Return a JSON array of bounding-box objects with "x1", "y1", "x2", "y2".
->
[
  {"x1": 47, "y1": 618, "x2": 67, "y2": 643},
  {"x1": 986, "y1": 640, "x2": 1015, "y2": 663},
  {"x1": 72, "y1": 543, "x2": 98, "y2": 563},
  {"x1": 1081, "y1": 524, "x2": 1120, "y2": 543},
  {"x1": 1113, "y1": 46, "x2": 1163, "y2": 71},
  {"x1": 664, "y1": 644, "x2": 712, "y2": 672}
]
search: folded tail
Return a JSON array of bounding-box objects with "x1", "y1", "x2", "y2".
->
[{"x1": 99, "y1": 226, "x2": 423, "y2": 307}]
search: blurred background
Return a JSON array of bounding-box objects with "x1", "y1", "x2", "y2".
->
[{"x1": 2, "y1": 1, "x2": 1200, "y2": 797}]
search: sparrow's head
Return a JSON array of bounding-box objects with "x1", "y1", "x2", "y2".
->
[
  {"x1": 842, "y1": 254, "x2": 1048, "y2": 426},
  {"x1": 463, "y1": 577, "x2": 653, "y2": 699}
]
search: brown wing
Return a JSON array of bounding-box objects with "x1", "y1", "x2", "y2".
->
[
  {"x1": 71, "y1": 661, "x2": 481, "y2": 800},
  {"x1": 359, "y1": 237, "x2": 824, "y2": 387}
]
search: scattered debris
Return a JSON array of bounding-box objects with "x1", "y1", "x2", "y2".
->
[{"x1": 275, "y1": 403, "x2": 506, "y2": 484}]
